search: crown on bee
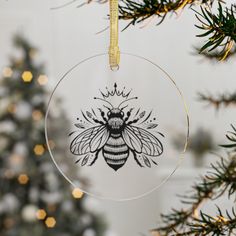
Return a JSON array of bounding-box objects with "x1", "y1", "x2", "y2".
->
[
  {"x1": 100, "y1": 83, "x2": 131, "y2": 99},
  {"x1": 94, "y1": 83, "x2": 138, "y2": 109}
]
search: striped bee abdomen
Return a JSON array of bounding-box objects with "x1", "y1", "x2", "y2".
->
[{"x1": 103, "y1": 134, "x2": 129, "y2": 171}]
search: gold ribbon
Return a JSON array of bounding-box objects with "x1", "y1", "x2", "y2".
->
[{"x1": 109, "y1": 0, "x2": 120, "y2": 69}]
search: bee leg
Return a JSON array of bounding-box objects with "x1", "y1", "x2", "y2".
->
[
  {"x1": 92, "y1": 118, "x2": 105, "y2": 125},
  {"x1": 132, "y1": 151, "x2": 144, "y2": 167},
  {"x1": 88, "y1": 150, "x2": 100, "y2": 166},
  {"x1": 98, "y1": 108, "x2": 107, "y2": 122},
  {"x1": 127, "y1": 117, "x2": 140, "y2": 125},
  {"x1": 124, "y1": 108, "x2": 133, "y2": 122}
]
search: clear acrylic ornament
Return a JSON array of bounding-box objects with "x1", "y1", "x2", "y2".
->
[{"x1": 45, "y1": 52, "x2": 189, "y2": 200}]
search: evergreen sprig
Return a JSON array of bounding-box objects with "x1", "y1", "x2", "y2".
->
[
  {"x1": 199, "y1": 92, "x2": 236, "y2": 109},
  {"x1": 119, "y1": 1, "x2": 236, "y2": 59},
  {"x1": 193, "y1": 46, "x2": 236, "y2": 61},
  {"x1": 189, "y1": 207, "x2": 236, "y2": 235},
  {"x1": 51, "y1": 0, "x2": 236, "y2": 60},
  {"x1": 221, "y1": 125, "x2": 236, "y2": 150},
  {"x1": 153, "y1": 126, "x2": 236, "y2": 235},
  {"x1": 118, "y1": 0, "x2": 214, "y2": 29},
  {"x1": 195, "y1": 3, "x2": 236, "y2": 60}
]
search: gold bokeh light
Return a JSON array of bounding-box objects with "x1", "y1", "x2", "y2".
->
[
  {"x1": 22, "y1": 71, "x2": 33, "y2": 82},
  {"x1": 18, "y1": 174, "x2": 29, "y2": 185},
  {"x1": 45, "y1": 217, "x2": 56, "y2": 228},
  {"x1": 48, "y1": 140, "x2": 56, "y2": 150},
  {"x1": 32, "y1": 110, "x2": 43, "y2": 121},
  {"x1": 37, "y1": 75, "x2": 48, "y2": 85},
  {"x1": 72, "y1": 188, "x2": 84, "y2": 199},
  {"x1": 7, "y1": 104, "x2": 17, "y2": 114},
  {"x1": 36, "y1": 209, "x2": 47, "y2": 220},
  {"x1": 34, "y1": 145, "x2": 45, "y2": 156},
  {"x1": 3, "y1": 67, "x2": 13, "y2": 78}
]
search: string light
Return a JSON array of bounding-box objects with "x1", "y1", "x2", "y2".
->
[
  {"x1": 4, "y1": 218, "x2": 15, "y2": 229},
  {"x1": 10, "y1": 154, "x2": 23, "y2": 165},
  {"x1": 22, "y1": 71, "x2": 33, "y2": 82},
  {"x1": 193, "y1": 207, "x2": 200, "y2": 219},
  {"x1": 15, "y1": 59, "x2": 23, "y2": 67},
  {"x1": 4, "y1": 170, "x2": 14, "y2": 179},
  {"x1": 33, "y1": 144, "x2": 45, "y2": 156},
  {"x1": 32, "y1": 110, "x2": 43, "y2": 121},
  {"x1": 2, "y1": 67, "x2": 13, "y2": 78},
  {"x1": 36, "y1": 209, "x2": 47, "y2": 220},
  {"x1": 37, "y1": 75, "x2": 48, "y2": 85},
  {"x1": 45, "y1": 217, "x2": 56, "y2": 228},
  {"x1": 72, "y1": 188, "x2": 84, "y2": 199},
  {"x1": 150, "y1": 231, "x2": 160, "y2": 236},
  {"x1": 48, "y1": 140, "x2": 56, "y2": 150},
  {"x1": 7, "y1": 104, "x2": 16, "y2": 114},
  {"x1": 219, "y1": 216, "x2": 229, "y2": 223},
  {"x1": 18, "y1": 174, "x2": 29, "y2": 184},
  {"x1": 48, "y1": 204, "x2": 57, "y2": 212},
  {"x1": 29, "y1": 49, "x2": 37, "y2": 59},
  {"x1": 214, "y1": 216, "x2": 229, "y2": 223}
]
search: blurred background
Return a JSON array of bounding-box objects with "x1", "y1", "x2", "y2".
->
[{"x1": 0, "y1": 0, "x2": 236, "y2": 236}]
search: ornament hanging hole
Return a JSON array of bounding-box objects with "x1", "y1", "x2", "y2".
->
[{"x1": 110, "y1": 64, "x2": 119, "y2": 71}]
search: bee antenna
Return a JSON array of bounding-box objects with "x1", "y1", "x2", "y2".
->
[
  {"x1": 103, "y1": 105, "x2": 111, "y2": 110},
  {"x1": 118, "y1": 97, "x2": 138, "y2": 108},
  {"x1": 120, "y1": 105, "x2": 128, "y2": 110},
  {"x1": 94, "y1": 97, "x2": 113, "y2": 108}
]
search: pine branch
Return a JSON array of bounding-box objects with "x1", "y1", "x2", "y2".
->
[
  {"x1": 221, "y1": 125, "x2": 236, "y2": 150},
  {"x1": 159, "y1": 207, "x2": 236, "y2": 235},
  {"x1": 51, "y1": 0, "x2": 236, "y2": 60},
  {"x1": 119, "y1": 1, "x2": 236, "y2": 60},
  {"x1": 154, "y1": 156, "x2": 236, "y2": 235},
  {"x1": 195, "y1": 3, "x2": 236, "y2": 60},
  {"x1": 119, "y1": 0, "x2": 214, "y2": 28},
  {"x1": 193, "y1": 46, "x2": 236, "y2": 61},
  {"x1": 152, "y1": 127, "x2": 236, "y2": 235},
  {"x1": 199, "y1": 92, "x2": 236, "y2": 109},
  {"x1": 188, "y1": 207, "x2": 236, "y2": 235}
]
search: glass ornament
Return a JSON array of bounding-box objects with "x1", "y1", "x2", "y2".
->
[{"x1": 45, "y1": 53, "x2": 189, "y2": 200}]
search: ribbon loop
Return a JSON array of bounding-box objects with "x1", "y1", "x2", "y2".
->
[{"x1": 109, "y1": 0, "x2": 120, "y2": 69}]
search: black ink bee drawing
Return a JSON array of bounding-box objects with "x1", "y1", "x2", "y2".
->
[{"x1": 69, "y1": 83, "x2": 164, "y2": 171}]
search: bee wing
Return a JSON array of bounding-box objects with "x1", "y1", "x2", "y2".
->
[
  {"x1": 124, "y1": 126, "x2": 163, "y2": 156},
  {"x1": 70, "y1": 125, "x2": 110, "y2": 155},
  {"x1": 90, "y1": 126, "x2": 110, "y2": 152},
  {"x1": 77, "y1": 153, "x2": 99, "y2": 166},
  {"x1": 122, "y1": 126, "x2": 143, "y2": 153}
]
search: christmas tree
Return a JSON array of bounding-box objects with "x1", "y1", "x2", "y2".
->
[{"x1": 0, "y1": 35, "x2": 106, "y2": 236}]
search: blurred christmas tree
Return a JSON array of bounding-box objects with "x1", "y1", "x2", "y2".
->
[{"x1": 0, "y1": 35, "x2": 106, "y2": 236}]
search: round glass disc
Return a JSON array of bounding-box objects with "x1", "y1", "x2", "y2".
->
[{"x1": 45, "y1": 53, "x2": 189, "y2": 201}]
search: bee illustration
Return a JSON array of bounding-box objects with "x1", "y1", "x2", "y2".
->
[{"x1": 69, "y1": 83, "x2": 164, "y2": 171}]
